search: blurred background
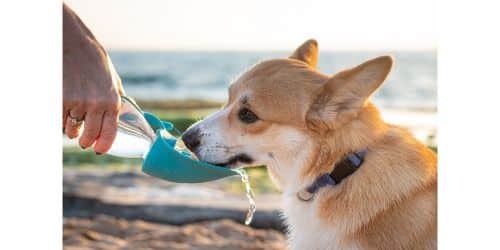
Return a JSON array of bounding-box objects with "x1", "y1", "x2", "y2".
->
[{"x1": 63, "y1": 1, "x2": 436, "y2": 249}]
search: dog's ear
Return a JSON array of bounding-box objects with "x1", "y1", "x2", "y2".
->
[
  {"x1": 289, "y1": 39, "x2": 318, "y2": 68},
  {"x1": 306, "y1": 56, "x2": 393, "y2": 131}
]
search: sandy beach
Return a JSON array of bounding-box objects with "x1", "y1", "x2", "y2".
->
[
  {"x1": 64, "y1": 216, "x2": 286, "y2": 250},
  {"x1": 63, "y1": 168, "x2": 286, "y2": 249}
]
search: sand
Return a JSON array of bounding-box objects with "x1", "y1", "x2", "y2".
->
[{"x1": 64, "y1": 215, "x2": 286, "y2": 250}]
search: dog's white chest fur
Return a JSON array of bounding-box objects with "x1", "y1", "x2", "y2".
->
[{"x1": 282, "y1": 194, "x2": 351, "y2": 250}]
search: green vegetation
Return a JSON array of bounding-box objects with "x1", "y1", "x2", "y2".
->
[
  {"x1": 63, "y1": 147, "x2": 141, "y2": 169},
  {"x1": 136, "y1": 99, "x2": 223, "y2": 110}
]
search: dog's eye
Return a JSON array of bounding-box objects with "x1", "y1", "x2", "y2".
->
[{"x1": 238, "y1": 108, "x2": 259, "y2": 124}]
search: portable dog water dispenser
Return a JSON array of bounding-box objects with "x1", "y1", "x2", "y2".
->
[
  {"x1": 106, "y1": 96, "x2": 238, "y2": 183},
  {"x1": 104, "y1": 96, "x2": 255, "y2": 224}
]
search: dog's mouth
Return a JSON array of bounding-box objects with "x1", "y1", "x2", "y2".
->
[{"x1": 209, "y1": 153, "x2": 254, "y2": 168}]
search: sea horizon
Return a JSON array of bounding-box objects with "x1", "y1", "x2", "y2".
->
[{"x1": 108, "y1": 50, "x2": 436, "y2": 112}]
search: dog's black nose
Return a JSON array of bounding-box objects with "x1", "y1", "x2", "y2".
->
[{"x1": 182, "y1": 128, "x2": 201, "y2": 151}]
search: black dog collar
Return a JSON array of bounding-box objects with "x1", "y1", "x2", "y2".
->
[{"x1": 297, "y1": 149, "x2": 367, "y2": 201}]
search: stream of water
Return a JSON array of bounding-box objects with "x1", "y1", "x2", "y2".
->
[{"x1": 235, "y1": 168, "x2": 257, "y2": 225}]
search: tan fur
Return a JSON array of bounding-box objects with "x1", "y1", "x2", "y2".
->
[{"x1": 186, "y1": 39, "x2": 437, "y2": 249}]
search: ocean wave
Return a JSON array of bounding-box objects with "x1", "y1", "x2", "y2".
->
[{"x1": 121, "y1": 74, "x2": 177, "y2": 86}]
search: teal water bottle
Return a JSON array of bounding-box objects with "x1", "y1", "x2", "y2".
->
[
  {"x1": 103, "y1": 96, "x2": 255, "y2": 225},
  {"x1": 104, "y1": 96, "x2": 239, "y2": 183},
  {"x1": 105, "y1": 96, "x2": 157, "y2": 158}
]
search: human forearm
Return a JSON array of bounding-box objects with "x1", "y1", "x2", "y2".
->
[
  {"x1": 63, "y1": 2, "x2": 124, "y2": 153},
  {"x1": 63, "y1": 3, "x2": 100, "y2": 52}
]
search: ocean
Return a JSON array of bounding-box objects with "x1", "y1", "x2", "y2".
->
[
  {"x1": 109, "y1": 51, "x2": 436, "y2": 111},
  {"x1": 63, "y1": 51, "x2": 437, "y2": 147}
]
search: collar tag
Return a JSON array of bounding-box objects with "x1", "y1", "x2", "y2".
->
[
  {"x1": 296, "y1": 174, "x2": 335, "y2": 202},
  {"x1": 297, "y1": 189, "x2": 315, "y2": 201}
]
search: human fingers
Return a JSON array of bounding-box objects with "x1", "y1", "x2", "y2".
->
[
  {"x1": 93, "y1": 110, "x2": 118, "y2": 154},
  {"x1": 78, "y1": 111, "x2": 104, "y2": 150},
  {"x1": 64, "y1": 110, "x2": 85, "y2": 139}
]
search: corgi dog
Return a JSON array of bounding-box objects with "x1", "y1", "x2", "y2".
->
[{"x1": 182, "y1": 39, "x2": 437, "y2": 250}]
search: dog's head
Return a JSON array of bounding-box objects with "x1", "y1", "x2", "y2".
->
[{"x1": 182, "y1": 39, "x2": 393, "y2": 189}]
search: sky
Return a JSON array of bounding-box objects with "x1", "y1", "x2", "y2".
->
[{"x1": 65, "y1": 0, "x2": 436, "y2": 51}]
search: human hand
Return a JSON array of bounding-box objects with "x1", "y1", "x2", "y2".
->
[{"x1": 63, "y1": 3, "x2": 125, "y2": 154}]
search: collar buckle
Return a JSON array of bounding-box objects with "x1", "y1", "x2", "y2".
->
[{"x1": 296, "y1": 149, "x2": 367, "y2": 202}]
